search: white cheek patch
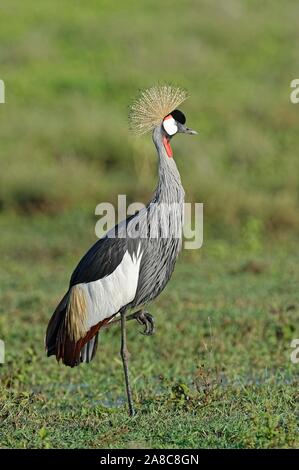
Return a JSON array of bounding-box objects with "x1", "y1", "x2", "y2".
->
[{"x1": 163, "y1": 116, "x2": 178, "y2": 136}]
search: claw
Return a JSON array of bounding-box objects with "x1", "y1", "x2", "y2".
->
[{"x1": 134, "y1": 311, "x2": 155, "y2": 336}]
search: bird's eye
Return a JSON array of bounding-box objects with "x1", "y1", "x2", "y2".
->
[{"x1": 163, "y1": 115, "x2": 178, "y2": 136}]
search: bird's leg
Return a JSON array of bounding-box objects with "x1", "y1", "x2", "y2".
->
[
  {"x1": 104, "y1": 309, "x2": 155, "y2": 336},
  {"x1": 120, "y1": 309, "x2": 135, "y2": 417}
]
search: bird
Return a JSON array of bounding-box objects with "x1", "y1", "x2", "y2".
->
[{"x1": 45, "y1": 85, "x2": 198, "y2": 416}]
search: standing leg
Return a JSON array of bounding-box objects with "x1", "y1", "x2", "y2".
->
[{"x1": 120, "y1": 309, "x2": 135, "y2": 416}]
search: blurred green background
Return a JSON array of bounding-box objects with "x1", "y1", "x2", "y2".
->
[
  {"x1": 0, "y1": 0, "x2": 299, "y2": 449},
  {"x1": 1, "y1": 0, "x2": 298, "y2": 234}
]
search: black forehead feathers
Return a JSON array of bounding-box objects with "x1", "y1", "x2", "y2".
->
[{"x1": 171, "y1": 109, "x2": 186, "y2": 124}]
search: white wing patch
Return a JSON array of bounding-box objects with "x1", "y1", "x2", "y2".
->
[{"x1": 80, "y1": 247, "x2": 143, "y2": 329}]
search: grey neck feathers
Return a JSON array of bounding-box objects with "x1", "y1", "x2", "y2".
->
[{"x1": 152, "y1": 126, "x2": 185, "y2": 205}]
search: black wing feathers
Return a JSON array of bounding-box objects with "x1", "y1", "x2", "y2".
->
[
  {"x1": 69, "y1": 214, "x2": 141, "y2": 286},
  {"x1": 70, "y1": 236, "x2": 127, "y2": 286}
]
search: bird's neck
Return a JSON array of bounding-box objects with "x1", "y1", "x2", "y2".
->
[{"x1": 152, "y1": 126, "x2": 185, "y2": 204}]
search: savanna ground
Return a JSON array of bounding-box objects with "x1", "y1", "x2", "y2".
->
[{"x1": 0, "y1": 0, "x2": 299, "y2": 448}]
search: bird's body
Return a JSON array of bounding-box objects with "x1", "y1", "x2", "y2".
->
[
  {"x1": 46, "y1": 85, "x2": 197, "y2": 415},
  {"x1": 46, "y1": 126, "x2": 184, "y2": 366}
]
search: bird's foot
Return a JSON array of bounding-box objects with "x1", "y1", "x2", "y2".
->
[{"x1": 134, "y1": 310, "x2": 155, "y2": 336}]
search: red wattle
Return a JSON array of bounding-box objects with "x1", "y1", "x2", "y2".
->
[{"x1": 163, "y1": 136, "x2": 173, "y2": 158}]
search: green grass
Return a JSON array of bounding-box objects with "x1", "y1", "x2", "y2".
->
[
  {"x1": 1, "y1": 0, "x2": 299, "y2": 449},
  {"x1": 0, "y1": 211, "x2": 298, "y2": 448}
]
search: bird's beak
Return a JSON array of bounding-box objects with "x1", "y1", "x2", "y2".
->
[
  {"x1": 178, "y1": 123, "x2": 198, "y2": 135},
  {"x1": 184, "y1": 127, "x2": 198, "y2": 135}
]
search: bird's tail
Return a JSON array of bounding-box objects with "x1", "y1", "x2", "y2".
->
[{"x1": 45, "y1": 289, "x2": 105, "y2": 368}]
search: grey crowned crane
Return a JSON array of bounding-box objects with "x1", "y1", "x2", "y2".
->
[{"x1": 45, "y1": 85, "x2": 198, "y2": 416}]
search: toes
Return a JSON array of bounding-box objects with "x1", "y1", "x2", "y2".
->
[
  {"x1": 143, "y1": 312, "x2": 155, "y2": 336},
  {"x1": 142, "y1": 322, "x2": 151, "y2": 336},
  {"x1": 140, "y1": 319, "x2": 151, "y2": 335},
  {"x1": 135, "y1": 310, "x2": 155, "y2": 336},
  {"x1": 136, "y1": 316, "x2": 145, "y2": 327}
]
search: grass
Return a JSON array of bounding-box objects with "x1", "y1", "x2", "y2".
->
[
  {"x1": 0, "y1": 211, "x2": 298, "y2": 448},
  {"x1": 0, "y1": 0, "x2": 299, "y2": 449}
]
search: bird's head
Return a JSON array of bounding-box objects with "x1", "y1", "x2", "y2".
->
[
  {"x1": 161, "y1": 109, "x2": 197, "y2": 157},
  {"x1": 129, "y1": 85, "x2": 197, "y2": 157},
  {"x1": 162, "y1": 109, "x2": 197, "y2": 137}
]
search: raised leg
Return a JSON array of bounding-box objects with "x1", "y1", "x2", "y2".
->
[
  {"x1": 104, "y1": 309, "x2": 155, "y2": 336},
  {"x1": 120, "y1": 309, "x2": 135, "y2": 416}
]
